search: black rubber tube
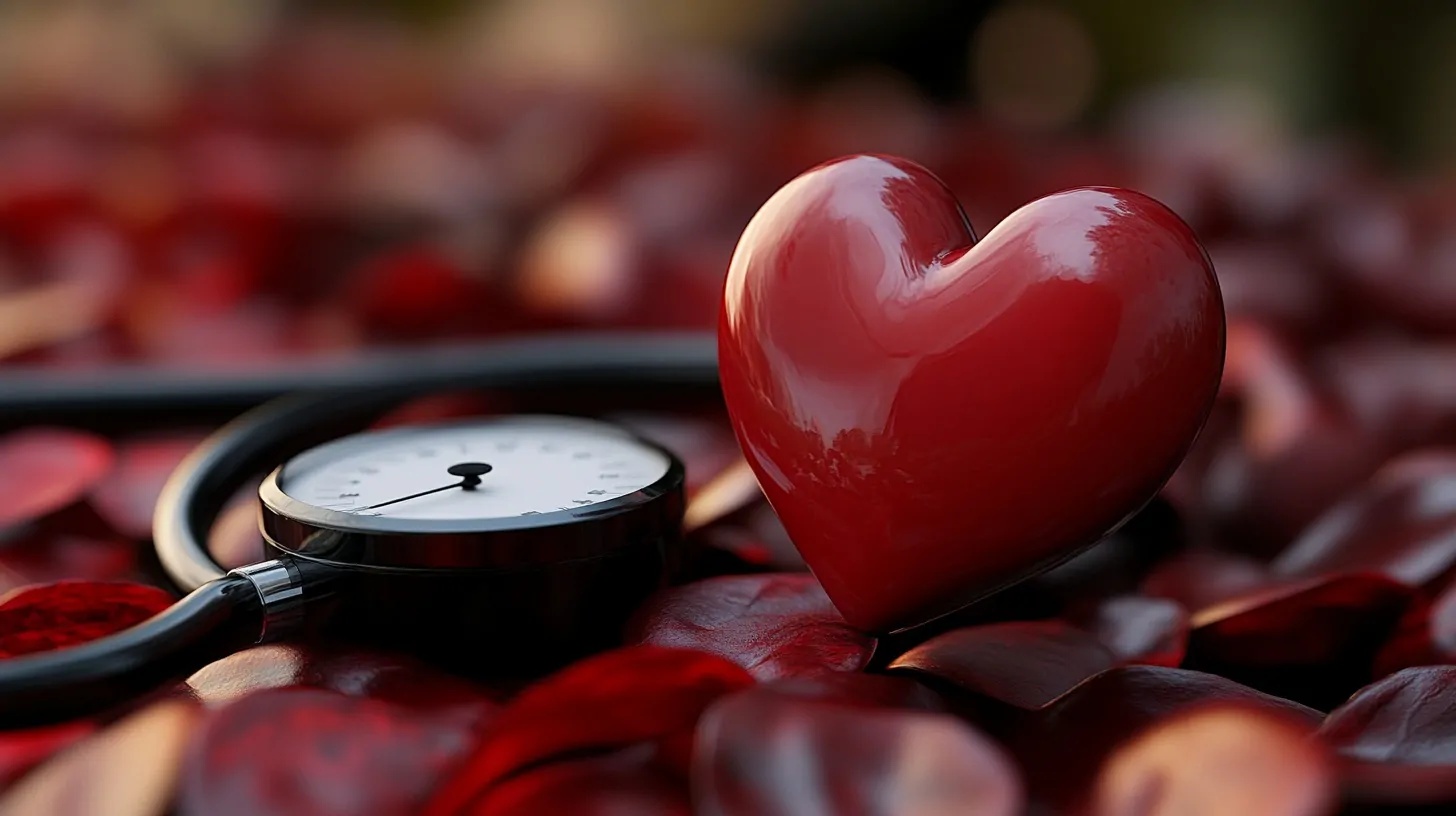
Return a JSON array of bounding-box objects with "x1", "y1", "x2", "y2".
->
[{"x1": 0, "y1": 332, "x2": 720, "y2": 430}]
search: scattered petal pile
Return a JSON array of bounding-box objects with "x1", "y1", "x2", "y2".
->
[{"x1": 3, "y1": 3, "x2": 1456, "y2": 814}]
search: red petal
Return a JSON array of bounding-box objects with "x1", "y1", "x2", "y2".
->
[
  {"x1": 1021, "y1": 497, "x2": 1187, "y2": 613},
  {"x1": 754, "y1": 672, "x2": 949, "y2": 713},
  {"x1": 205, "y1": 489, "x2": 266, "y2": 570},
  {"x1": 346, "y1": 246, "x2": 485, "y2": 339},
  {"x1": 887, "y1": 621, "x2": 1117, "y2": 710},
  {"x1": 1369, "y1": 594, "x2": 1436, "y2": 679},
  {"x1": 1206, "y1": 321, "x2": 1387, "y2": 558},
  {"x1": 423, "y1": 646, "x2": 754, "y2": 814},
  {"x1": 0, "y1": 720, "x2": 95, "y2": 787},
  {"x1": 0, "y1": 701, "x2": 197, "y2": 815},
  {"x1": 469, "y1": 747, "x2": 691, "y2": 816},
  {"x1": 0, "y1": 580, "x2": 175, "y2": 658},
  {"x1": 184, "y1": 643, "x2": 503, "y2": 715},
  {"x1": 624, "y1": 573, "x2": 874, "y2": 680},
  {"x1": 1142, "y1": 546, "x2": 1271, "y2": 614},
  {"x1": 87, "y1": 434, "x2": 208, "y2": 539},
  {"x1": 1092, "y1": 704, "x2": 1336, "y2": 816},
  {"x1": 1324, "y1": 656, "x2": 1456, "y2": 808},
  {"x1": 370, "y1": 393, "x2": 510, "y2": 430},
  {"x1": 1319, "y1": 667, "x2": 1456, "y2": 806},
  {"x1": 1272, "y1": 449, "x2": 1456, "y2": 588},
  {"x1": 0, "y1": 524, "x2": 140, "y2": 594},
  {"x1": 655, "y1": 672, "x2": 949, "y2": 780},
  {"x1": 1074, "y1": 594, "x2": 1190, "y2": 668},
  {"x1": 0, "y1": 428, "x2": 113, "y2": 531},
  {"x1": 1320, "y1": 666, "x2": 1456, "y2": 764},
  {"x1": 1005, "y1": 665, "x2": 1320, "y2": 813},
  {"x1": 1185, "y1": 572, "x2": 1413, "y2": 709},
  {"x1": 692, "y1": 685, "x2": 1023, "y2": 816},
  {"x1": 179, "y1": 687, "x2": 481, "y2": 816}
]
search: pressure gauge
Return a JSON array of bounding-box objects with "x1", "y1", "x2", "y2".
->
[{"x1": 259, "y1": 415, "x2": 686, "y2": 571}]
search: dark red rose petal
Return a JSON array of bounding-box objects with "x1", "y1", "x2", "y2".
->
[
  {"x1": 1205, "y1": 321, "x2": 1387, "y2": 558},
  {"x1": 1021, "y1": 497, "x2": 1189, "y2": 614},
  {"x1": 1369, "y1": 594, "x2": 1436, "y2": 680},
  {"x1": 205, "y1": 488, "x2": 266, "y2": 570},
  {"x1": 653, "y1": 672, "x2": 949, "y2": 780},
  {"x1": 0, "y1": 428, "x2": 114, "y2": 531},
  {"x1": 184, "y1": 643, "x2": 502, "y2": 714},
  {"x1": 0, "y1": 525, "x2": 139, "y2": 595},
  {"x1": 0, "y1": 701, "x2": 197, "y2": 815},
  {"x1": 369, "y1": 392, "x2": 510, "y2": 430},
  {"x1": 1206, "y1": 239, "x2": 1333, "y2": 340},
  {"x1": 1073, "y1": 595, "x2": 1190, "y2": 668},
  {"x1": 1319, "y1": 666, "x2": 1456, "y2": 807},
  {"x1": 1336, "y1": 760, "x2": 1456, "y2": 809},
  {"x1": 423, "y1": 646, "x2": 754, "y2": 814},
  {"x1": 1319, "y1": 666, "x2": 1456, "y2": 764},
  {"x1": 692, "y1": 686, "x2": 1023, "y2": 816},
  {"x1": 624, "y1": 573, "x2": 874, "y2": 681},
  {"x1": 1183, "y1": 571, "x2": 1413, "y2": 710},
  {"x1": 691, "y1": 500, "x2": 807, "y2": 574},
  {"x1": 1272, "y1": 449, "x2": 1456, "y2": 589},
  {"x1": 1092, "y1": 704, "x2": 1336, "y2": 816},
  {"x1": 346, "y1": 246, "x2": 484, "y2": 339},
  {"x1": 754, "y1": 672, "x2": 948, "y2": 713},
  {"x1": 1004, "y1": 665, "x2": 1320, "y2": 814},
  {"x1": 1327, "y1": 658, "x2": 1456, "y2": 804},
  {"x1": 0, "y1": 580, "x2": 175, "y2": 658},
  {"x1": 886, "y1": 621, "x2": 1118, "y2": 710},
  {"x1": 1141, "y1": 546, "x2": 1271, "y2": 615},
  {"x1": 87, "y1": 433, "x2": 208, "y2": 539},
  {"x1": 179, "y1": 687, "x2": 480, "y2": 816},
  {"x1": 0, "y1": 720, "x2": 95, "y2": 787},
  {"x1": 1319, "y1": 341, "x2": 1456, "y2": 453},
  {"x1": 470, "y1": 746, "x2": 692, "y2": 816}
]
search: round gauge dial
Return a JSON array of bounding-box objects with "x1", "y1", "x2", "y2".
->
[
  {"x1": 280, "y1": 419, "x2": 672, "y2": 520},
  {"x1": 257, "y1": 415, "x2": 686, "y2": 570}
]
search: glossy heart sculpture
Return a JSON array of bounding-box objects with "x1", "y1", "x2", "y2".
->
[{"x1": 718, "y1": 154, "x2": 1225, "y2": 634}]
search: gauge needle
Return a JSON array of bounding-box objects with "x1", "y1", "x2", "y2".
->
[{"x1": 361, "y1": 462, "x2": 493, "y2": 511}]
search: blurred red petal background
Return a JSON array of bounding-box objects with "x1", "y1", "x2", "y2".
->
[{"x1": 422, "y1": 646, "x2": 754, "y2": 814}]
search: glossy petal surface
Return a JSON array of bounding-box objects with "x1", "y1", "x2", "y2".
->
[
  {"x1": 0, "y1": 581, "x2": 174, "y2": 658},
  {"x1": 0, "y1": 701, "x2": 197, "y2": 816},
  {"x1": 625, "y1": 573, "x2": 874, "y2": 680},
  {"x1": 1272, "y1": 449, "x2": 1456, "y2": 588},
  {"x1": 423, "y1": 646, "x2": 754, "y2": 814},
  {"x1": 0, "y1": 428, "x2": 113, "y2": 531},
  {"x1": 1092, "y1": 704, "x2": 1335, "y2": 816},
  {"x1": 179, "y1": 688, "x2": 477, "y2": 816},
  {"x1": 887, "y1": 620, "x2": 1118, "y2": 709},
  {"x1": 1004, "y1": 665, "x2": 1319, "y2": 813},
  {"x1": 692, "y1": 686, "x2": 1022, "y2": 816}
]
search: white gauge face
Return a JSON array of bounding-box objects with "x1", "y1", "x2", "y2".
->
[{"x1": 279, "y1": 418, "x2": 673, "y2": 521}]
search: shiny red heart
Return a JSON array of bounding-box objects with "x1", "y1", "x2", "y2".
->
[{"x1": 718, "y1": 154, "x2": 1225, "y2": 634}]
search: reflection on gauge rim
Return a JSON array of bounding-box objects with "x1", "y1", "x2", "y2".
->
[{"x1": 258, "y1": 416, "x2": 687, "y2": 571}]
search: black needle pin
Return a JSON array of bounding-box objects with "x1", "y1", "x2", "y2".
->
[{"x1": 361, "y1": 462, "x2": 493, "y2": 510}]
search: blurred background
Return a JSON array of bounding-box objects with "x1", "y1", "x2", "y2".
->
[
  {"x1": 0, "y1": 0, "x2": 1451, "y2": 370},
  {"x1": 2, "y1": 0, "x2": 1456, "y2": 573}
]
